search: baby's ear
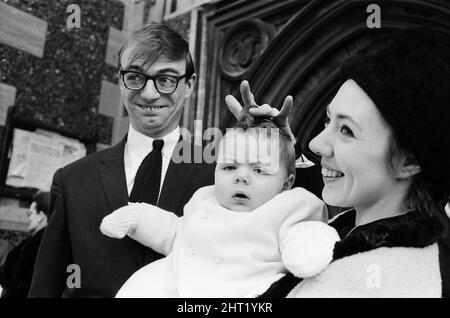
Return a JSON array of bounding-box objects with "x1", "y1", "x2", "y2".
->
[{"x1": 283, "y1": 174, "x2": 295, "y2": 190}]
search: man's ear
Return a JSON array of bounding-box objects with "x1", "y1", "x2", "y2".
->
[
  {"x1": 184, "y1": 73, "x2": 197, "y2": 98},
  {"x1": 283, "y1": 174, "x2": 295, "y2": 191},
  {"x1": 395, "y1": 153, "x2": 421, "y2": 179},
  {"x1": 38, "y1": 212, "x2": 47, "y2": 223}
]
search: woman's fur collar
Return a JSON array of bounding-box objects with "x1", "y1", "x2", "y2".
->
[{"x1": 333, "y1": 210, "x2": 446, "y2": 260}]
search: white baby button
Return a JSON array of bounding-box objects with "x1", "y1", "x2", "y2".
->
[{"x1": 185, "y1": 248, "x2": 195, "y2": 257}]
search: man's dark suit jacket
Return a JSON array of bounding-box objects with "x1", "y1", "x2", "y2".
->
[
  {"x1": 28, "y1": 137, "x2": 215, "y2": 298},
  {"x1": 0, "y1": 229, "x2": 44, "y2": 298},
  {"x1": 439, "y1": 215, "x2": 450, "y2": 298}
]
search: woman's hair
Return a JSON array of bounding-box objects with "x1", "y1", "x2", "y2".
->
[
  {"x1": 340, "y1": 28, "x2": 450, "y2": 220},
  {"x1": 32, "y1": 191, "x2": 51, "y2": 218},
  {"x1": 387, "y1": 138, "x2": 442, "y2": 220},
  {"x1": 234, "y1": 105, "x2": 296, "y2": 177}
]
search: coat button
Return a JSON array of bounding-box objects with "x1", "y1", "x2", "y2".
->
[
  {"x1": 214, "y1": 257, "x2": 223, "y2": 264},
  {"x1": 185, "y1": 248, "x2": 195, "y2": 257},
  {"x1": 199, "y1": 212, "x2": 208, "y2": 220}
]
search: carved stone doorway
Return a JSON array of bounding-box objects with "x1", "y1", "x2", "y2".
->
[{"x1": 193, "y1": 0, "x2": 450, "y2": 162}]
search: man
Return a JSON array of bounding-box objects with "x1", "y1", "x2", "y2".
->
[{"x1": 29, "y1": 23, "x2": 214, "y2": 297}]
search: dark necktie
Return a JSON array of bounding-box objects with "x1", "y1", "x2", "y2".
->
[{"x1": 129, "y1": 139, "x2": 164, "y2": 204}]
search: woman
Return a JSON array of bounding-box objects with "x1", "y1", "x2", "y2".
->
[
  {"x1": 227, "y1": 28, "x2": 450, "y2": 297},
  {"x1": 0, "y1": 191, "x2": 51, "y2": 298}
]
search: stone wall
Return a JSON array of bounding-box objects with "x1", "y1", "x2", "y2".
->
[
  {"x1": 0, "y1": 0, "x2": 124, "y2": 244},
  {"x1": 0, "y1": 0, "x2": 124, "y2": 145}
]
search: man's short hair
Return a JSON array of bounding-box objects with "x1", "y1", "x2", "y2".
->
[
  {"x1": 33, "y1": 191, "x2": 51, "y2": 218},
  {"x1": 118, "y1": 23, "x2": 195, "y2": 78}
]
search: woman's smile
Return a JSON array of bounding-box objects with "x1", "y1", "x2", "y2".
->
[{"x1": 320, "y1": 162, "x2": 344, "y2": 183}]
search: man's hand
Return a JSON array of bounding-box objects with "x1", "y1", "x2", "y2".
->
[
  {"x1": 225, "y1": 80, "x2": 296, "y2": 144},
  {"x1": 100, "y1": 203, "x2": 146, "y2": 239}
]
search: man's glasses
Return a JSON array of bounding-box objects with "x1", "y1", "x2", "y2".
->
[{"x1": 119, "y1": 69, "x2": 187, "y2": 94}]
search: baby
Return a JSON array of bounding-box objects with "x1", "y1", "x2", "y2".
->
[{"x1": 100, "y1": 108, "x2": 339, "y2": 298}]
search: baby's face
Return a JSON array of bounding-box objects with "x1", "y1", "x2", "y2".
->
[{"x1": 215, "y1": 129, "x2": 292, "y2": 212}]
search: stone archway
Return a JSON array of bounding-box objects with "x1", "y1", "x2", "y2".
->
[{"x1": 225, "y1": 0, "x2": 450, "y2": 160}]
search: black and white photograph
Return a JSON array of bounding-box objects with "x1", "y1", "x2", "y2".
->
[{"x1": 0, "y1": 0, "x2": 449, "y2": 306}]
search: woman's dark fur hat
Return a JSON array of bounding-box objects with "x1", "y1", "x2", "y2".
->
[{"x1": 340, "y1": 28, "x2": 450, "y2": 202}]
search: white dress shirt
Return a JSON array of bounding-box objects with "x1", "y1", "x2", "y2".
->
[{"x1": 124, "y1": 125, "x2": 180, "y2": 197}]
